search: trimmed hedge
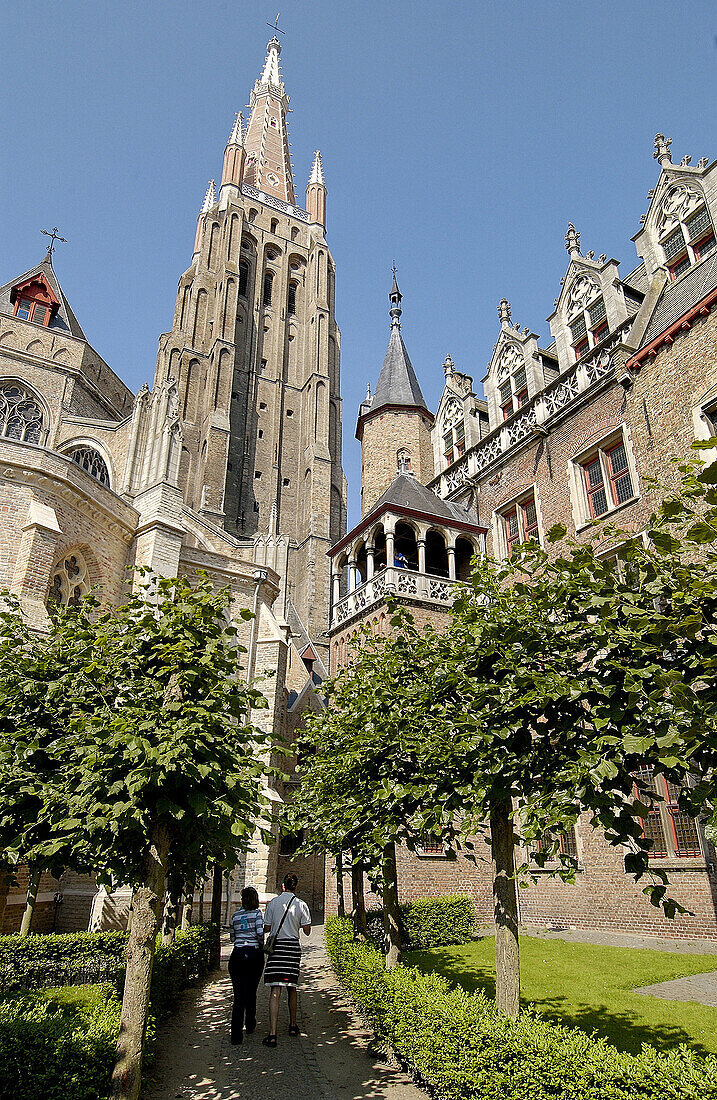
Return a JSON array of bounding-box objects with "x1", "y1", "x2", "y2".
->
[
  {"x1": 325, "y1": 916, "x2": 717, "y2": 1100},
  {"x1": 0, "y1": 983, "x2": 124, "y2": 1100},
  {"x1": 365, "y1": 893, "x2": 475, "y2": 950},
  {"x1": 0, "y1": 923, "x2": 214, "y2": 1010}
]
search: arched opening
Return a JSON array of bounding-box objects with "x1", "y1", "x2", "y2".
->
[
  {"x1": 373, "y1": 526, "x2": 387, "y2": 572},
  {"x1": 355, "y1": 540, "x2": 368, "y2": 584},
  {"x1": 394, "y1": 522, "x2": 418, "y2": 570},
  {"x1": 238, "y1": 261, "x2": 249, "y2": 298},
  {"x1": 263, "y1": 271, "x2": 273, "y2": 307},
  {"x1": 0, "y1": 380, "x2": 46, "y2": 444},
  {"x1": 48, "y1": 549, "x2": 91, "y2": 607},
  {"x1": 336, "y1": 553, "x2": 350, "y2": 599},
  {"x1": 425, "y1": 529, "x2": 449, "y2": 577},
  {"x1": 68, "y1": 445, "x2": 110, "y2": 488},
  {"x1": 455, "y1": 537, "x2": 476, "y2": 582}
]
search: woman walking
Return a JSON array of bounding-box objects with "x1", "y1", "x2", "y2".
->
[
  {"x1": 228, "y1": 886, "x2": 265, "y2": 1044},
  {"x1": 262, "y1": 873, "x2": 312, "y2": 1046}
]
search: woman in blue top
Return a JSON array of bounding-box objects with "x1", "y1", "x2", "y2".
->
[{"x1": 228, "y1": 886, "x2": 265, "y2": 1044}]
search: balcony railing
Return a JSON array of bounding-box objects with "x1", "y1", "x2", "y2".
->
[{"x1": 331, "y1": 566, "x2": 463, "y2": 628}]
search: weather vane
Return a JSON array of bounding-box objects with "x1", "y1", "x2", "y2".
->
[
  {"x1": 267, "y1": 12, "x2": 285, "y2": 34},
  {"x1": 41, "y1": 227, "x2": 67, "y2": 257}
]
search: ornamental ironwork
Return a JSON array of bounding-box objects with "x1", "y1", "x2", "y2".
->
[
  {"x1": 0, "y1": 383, "x2": 44, "y2": 444},
  {"x1": 69, "y1": 445, "x2": 110, "y2": 487}
]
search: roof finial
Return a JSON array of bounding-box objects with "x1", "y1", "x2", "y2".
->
[
  {"x1": 389, "y1": 264, "x2": 402, "y2": 329},
  {"x1": 366, "y1": 381, "x2": 372, "y2": 401},
  {"x1": 443, "y1": 354, "x2": 454, "y2": 376},
  {"x1": 308, "y1": 150, "x2": 325, "y2": 186},
  {"x1": 498, "y1": 298, "x2": 511, "y2": 326},
  {"x1": 228, "y1": 112, "x2": 244, "y2": 147},
  {"x1": 41, "y1": 226, "x2": 67, "y2": 264},
  {"x1": 260, "y1": 35, "x2": 282, "y2": 86},
  {"x1": 200, "y1": 180, "x2": 216, "y2": 213},
  {"x1": 654, "y1": 133, "x2": 673, "y2": 166},
  {"x1": 564, "y1": 223, "x2": 581, "y2": 257}
]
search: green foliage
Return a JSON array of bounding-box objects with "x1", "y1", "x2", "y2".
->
[
  {"x1": 0, "y1": 983, "x2": 124, "y2": 1100},
  {"x1": 150, "y1": 923, "x2": 214, "y2": 1017},
  {"x1": 365, "y1": 894, "x2": 475, "y2": 950},
  {"x1": 325, "y1": 917, "x2": 717, "y2": 1100},
  {"x1": 0, "y1": 930, "x2": 127, "y2": 993}
]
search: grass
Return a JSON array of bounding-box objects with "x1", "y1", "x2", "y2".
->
[{"x1": 408, "y1": 934, "x2": 717, "y2": 1056}]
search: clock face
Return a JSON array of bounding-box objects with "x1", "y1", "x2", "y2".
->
[{"x1": 443, "y1": 397, "x2": 462, "y2": 428}]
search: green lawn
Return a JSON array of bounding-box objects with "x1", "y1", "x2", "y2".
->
[{"x1": 408, "y1": 934, "x2": 717, "y2": 1056}]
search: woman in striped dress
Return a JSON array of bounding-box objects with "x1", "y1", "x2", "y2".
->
[{"x1": 262, "y1": 873, "x2": 312, "y2": 1047}]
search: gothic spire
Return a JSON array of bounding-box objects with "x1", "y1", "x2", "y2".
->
[
  {"x1": 228, "y1": 112, "x2": 244, "y2": 147},
  {"x1": 200, "y1": 180, "x2": 216, "y2": 213},
  {"x1": 308, "y1": 150, "x2": 325, "y2": 186},
  {"x1": 368, "y1": 275, "x2": 429, "y2": 414},
  {"x1": 242, "y1": 36, "x2": 295, "y2": 204},
  {"x1": 306, "y1": 150, "x2": 326, "y2": 226}
]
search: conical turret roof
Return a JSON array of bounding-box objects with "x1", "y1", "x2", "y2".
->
[{"x1": 368, "y1": 275, "x2": 429, "y2": 415}]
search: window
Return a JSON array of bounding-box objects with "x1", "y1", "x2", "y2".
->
[
  {"x1": 48, "y1": 551, "x2": 91, "y2": 607},
  {"x1": 10, "y1": 274, "x2": 57, "y2": 327},
  {"x1": 660, "y1": 203, "x2": 716, "y2": 281},
  {"x1": 531, "y1": 828, "x2": 578, "y2": 861},
  {"x1": 238, "y1": 261, "x2": 249, "y2": 297},
  {"x1": 580, "y1": 436, "x2": 635, "y2": 518},
  {"x1": 570, "y1": 295, "x2": 608, "y2": 360},
  {"x1": 279, "y1": 830, "x2": 304, "y2": 857},
  {"x1": 443, "y1": 418, "x2": 465, "y2": 463},
  {"x1": 263, "y1": 271, "x2": 273, "y2": 306},
  {"x1": 69, "y1": 446, "x2": 110, "y2": 487},
  {"x1": 633, "y1": 767, "x2": 702, "y2": 859},
  {"x1": 501, "y1": 491, "x2": 540, "y2": 554},
  {"x1": 287, "y1": 281, "x2": 297, "y2": 315},
  {"x1": 495, "y1": 345, "x2": 530, "y2": 419},
  {"x1": 416, "y1": 835, "x2": 448, "y2": 857},
  {"x1": 0, "y1": 382, "x2": 45, "y2": 444}
]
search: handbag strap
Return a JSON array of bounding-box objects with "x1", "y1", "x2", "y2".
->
[{"x1": 272, "y1": 893, "x2": 297, "y2": 939}]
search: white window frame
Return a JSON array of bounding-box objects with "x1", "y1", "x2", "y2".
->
[
  {"x1": 493, "y1": 485, "x2": 543, "y2": 559},
  {"x1": 569, "y1": 427, "x2": 639, "y2": 532}
]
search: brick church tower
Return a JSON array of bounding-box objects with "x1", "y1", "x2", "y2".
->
[{"x1": 153, "y1": 37, "x2": 346, "y2": 658}]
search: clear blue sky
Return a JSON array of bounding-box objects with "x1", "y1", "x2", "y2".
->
[{"x1": 3, "y1": 1, "x2": 716, "y2": 525}]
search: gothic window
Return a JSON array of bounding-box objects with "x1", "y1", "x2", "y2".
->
[
  {"x1": 565, "y1": 276, "x2": 608, "y2": 360},
  {"x1": 496, "y1": 344, "x2": 529, "y2": 419},
  {"x1": 238, "y1": 261, "x2": 249, "y2": 297},
  {"x1": 48, "y1": 551, "x2": 91, "y2": 607},
  {"x1": 69, "y1": 445, "x2": 110, "y2": 487},
  {"x1": 287, "y1": 281, "x2": 297, "y2": 315},
  {"x1": 442, "y1": 396, "x2": 465, "y2": 464},
  {"x1": 500, "y1": 491, "x2": 540, "y2": 555},
  {"x1": 633, "y1": 766, "x2": 702, "y2": 859},
  {"x1": 397, "y1": 447, "x2": 411, "y2": 473},
  {"x1": 0, "y1": 382, "x2": 45, "y2": 444},
  {"x1": 578, "y1": 435, "x2": 635, "y2": 519},
  {"x1": 657, "y1": 188, "x2": 716, "y2": 281},
  {"x1": 263, "y1": 271, "x2": 273, "y2": 307}
]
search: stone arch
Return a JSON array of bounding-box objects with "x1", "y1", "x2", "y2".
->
[
  {"x1": 0, "y1": 377, "x2": 50, "y2": 444},
  {"x1": 425, "y1": 528, "x2": 449, "y2": 577},
  {"x1": 168, "y1": 347, "x2": 180, "y2": 382},
  {"x1": 48, "y1": 545, "x2": 96, "y2": 607},
  {"x1": 372, "y1": 523, "x2": 387, "y2": 571},
  {"x1": 61, "y1": 439, "x2": 113, "y2": 489},
  {"x1": 192, "y1": 289, "x2": 208, "y2": 345},
  {"x1": 454, "y1": 536, "x2": 476, "y2": 582},
  {"x1": 227, "y1": 213, "x2": 240, "y2": 261},
  {"x1": 394, "y1": 521, "x2": 418, "y2": 570},
  {"x1": 207, "y1": 223, "x2": 220, "y2": 269}
]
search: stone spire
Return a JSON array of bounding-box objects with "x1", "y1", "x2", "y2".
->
[
  {"x1": 389, "y1": 268, "x2": 402, "y2": 328},
  {"x1": 564, "y1": 223, "x2": 581, "y2": 257},
  {"x1": 498, "y1": 298, "x2": 512, "y2": 327},
  {"x1": 306, "y1": 150, "x2": 326, "y2": 227},
  {"x1": 654, "y1": 133, "x2": 673, "y2": 167},
  {"x1": 242, "y1": 36, "x2": 295, "y2": 203},
  {"x1": 221, "y1": 113, "x2": 245, "y2": 190},
  {"x1": 200, "y1": 180, "x2": 216, "y2": 213}
]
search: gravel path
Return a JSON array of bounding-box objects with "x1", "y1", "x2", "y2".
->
[{"x1": 142, "y1": 928, "x2": 425, "y2": 1100}]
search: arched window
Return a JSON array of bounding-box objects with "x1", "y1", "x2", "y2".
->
[
  {"x1": 565, "y1": 276, "x2": 608, "y2": 361},
  {"x1": 69, "y1": 445, "x2": 110, "y2": 487},
  {"x1": 287, "y1": 281, "x2": 297, "y2": 315},
  {"x1": 263, "y1": 271, "x2": 274, "y2": 307},
  {"x1": 49, "y1": 550, "x2": 91, "y2": 607},
  {"x1": 238, "y1": 261, "x2": 249, "y2": 298},
  {"x1": 397, "y1": 447, "x2": 411, "y2": 473},
  {"x1": 0, "y1": 382, "x2": 45, "y2": 443}
]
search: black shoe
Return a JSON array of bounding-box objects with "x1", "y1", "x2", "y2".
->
[
  {"x1": 288, "y1": 1025, "x2": 300, "y2": 1036},
  {"x1": 245, "y1": 1024, "x2": 256, "y2": 1034},
  {"x1": 262, "y1": 1034, "x2": 277, "y2": 1047},
  {"x1": 231, "y1": 1034, "x2": 243, "y2": 1045}
]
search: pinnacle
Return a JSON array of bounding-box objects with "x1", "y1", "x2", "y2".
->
[
  {"x1": 228, "y1": 112, "x2": 244, "y2": 147},
  {"x1": 308, "y1": 150, "x2": 325, "y2": 187},
  {"x1": 260, "y1": 36, "x2": 282, "y2": 86},
  {"x1": 200, "y1": 180, "x2": 216, "y2": 214}
]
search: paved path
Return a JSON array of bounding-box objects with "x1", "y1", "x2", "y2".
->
[
  {"x1": 634, "y1": 972, "x2": 717, "y2": 1006},
  {"x1": 142, "y1": 929, "x2": 425, "y2": 1100},
  {"x1": 521, "y1": 925, "x2": 717, "y2": 955}
]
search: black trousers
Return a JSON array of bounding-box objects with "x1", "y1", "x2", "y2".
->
[{"x1": 228, "y1": 946, "x2": 264, "y2": 1037}]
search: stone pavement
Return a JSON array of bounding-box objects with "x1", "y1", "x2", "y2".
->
[
  {"x1": 142, "y1": 928, "x2": 425, "y2": 1100},
  {"x1": 634, "y1": 972, "x2": 717, "y2": 1006}
]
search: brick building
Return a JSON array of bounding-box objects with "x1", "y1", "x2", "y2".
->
[
  {"x1": 0, "y1": 37, "x2": 342, "y2": 932},
  {"x1": 328, "y1": 135, "x2": 717, "y2": 940}
]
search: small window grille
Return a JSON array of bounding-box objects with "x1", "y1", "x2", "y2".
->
[
  {"x1": 499, "y1": 380, "x2": 513, "y2": 405},
  {"x1": 287, "y1": 282, "x2": 297, "y2": 315},
  {"x1": 663, "y1": 230, "x2": 686, "y2": 261},
  {"x1": 513, "y1": 365, "x2": 527, "y2": 392},
  {"x1": 263, "y1": 271, "x2": 273, "y2": 306},
  {"x1": 69, "y1": 446, "x2": 110, "y2": 487},
  {"x1": 694, "y1": 234, "x2": 716, "y2": 260},
  {"x1": 238, "y1": 262, "x2": 249, "y2": 297},
  {"x1": 570, "y1": 315, "x2": 587, "y2": 341},
  {"x1": 686, "y1": 207, "x2": 711, "y2": 240},
  {"x1": 533, "y1": 829, "x2": 578, "y2": 860},
  {"x1": 588, "y1": 297, "x2": 606, "y2": 326}
]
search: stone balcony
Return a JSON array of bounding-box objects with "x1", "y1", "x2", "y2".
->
[{"x1": 331, "y1": 565, "x2": 463, "y2": 629}]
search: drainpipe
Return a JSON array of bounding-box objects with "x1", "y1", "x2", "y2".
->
[{"x1": 246, "y1": 568, "x2": 269, "y2": 684}]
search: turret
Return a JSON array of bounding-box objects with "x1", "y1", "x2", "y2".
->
[
  {"x1": 220, "y1": 113, "x2": 245, "y2": 196},
  {"x1": 306, "y1": 151, "x2": 326, "y2": 228}
]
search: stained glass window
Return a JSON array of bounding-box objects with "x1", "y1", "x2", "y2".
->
[{"x1": 0, "y1": 383, "x2": 45, "y2": 444}]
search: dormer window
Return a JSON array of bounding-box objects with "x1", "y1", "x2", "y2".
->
[
  {"x1": 495, "y1": 344, "x2": 529, "y2": 420},
  {"x1": 660, "y1": 203, "x2": 715, "y2": 280},
  {"x1": 569, "y1": 294, "x2": 608, "y2": 360},
  {"x1": 441, "y1": 397, "x2": 465, "y2": 465},
  {"x1": 10, "y1": 274, "x2": 59, "y2": 328}
]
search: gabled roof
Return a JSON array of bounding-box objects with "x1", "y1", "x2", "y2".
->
[
  {"x1": 640, "y1": 253, "x2": 717, "y2": 347},
  {"x1": 371, "y1": 326, "x2": 429, "y2": 413},
  {"x1": 0, "y1": 255, "x2": 87, "y2": 340}
]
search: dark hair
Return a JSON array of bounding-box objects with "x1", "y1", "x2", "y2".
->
[
  {"x1": 283, "y1": 873, "x2": 298, "y2": 892},
  {"x1": 242, "y1": 886, "x2": 260, "y2": 911}
]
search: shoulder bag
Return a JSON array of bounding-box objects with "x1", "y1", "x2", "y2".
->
[{"x1": 264, "y1": 894, "x2": 296, "y2": 956}]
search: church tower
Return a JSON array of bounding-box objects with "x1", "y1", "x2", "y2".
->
[{"x1": 153, "y1": 37, "x2": 346, "y2": 655}]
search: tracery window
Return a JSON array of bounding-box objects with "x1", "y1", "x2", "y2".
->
[
  {"x1": 657, "y1": 188, "x2": 716, "y2": 280},
  {"x1": 48, "y1": 551, "x2": 91, "y2": 607},
  {"x1": 495, "y1": 344, "x2": 529, "y2": 419},
  {"x1": 441, "y1": 396, "x2": 465, "y2": 464},
  {"x1": 0, "y1": 382, "x2": 45, "y2": 444},
  {"x1": 565, "y1": 275, "x2": 608, "y2": 360},
  {"x1": 69, "y1": 446, "x2": 110, "y2": 487}
]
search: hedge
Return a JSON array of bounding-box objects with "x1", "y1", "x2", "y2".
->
[
  {"x1": 0, "y1": 983, "x2": 124, "y2": 1100},
  {"x1": 0, "y1": 923, "x2": 214, "y2": 1011},
  {"x1": 325, "y1": 916, "x2": 717, "y2": 1100},
  {"x1": 365, "y1": 894, "x2": 475, "y2": 950}
]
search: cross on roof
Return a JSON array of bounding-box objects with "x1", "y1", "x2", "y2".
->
[
  {"x1": 267, "y1": 11, "x2": 285, "y2": 34},
  {"x1": 41, "y1": 227, "x2": 68, "y2": 259}
]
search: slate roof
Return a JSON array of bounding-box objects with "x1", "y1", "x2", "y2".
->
[
  {"x1": 369, "y1": 326, "x2": 429, "y2": 414},
  {"x1": 369, "y1": 473, "x2": 481, "y2": 529},
  {"x1": 623, "y1": 261, "x2": 649, "y2": 296},
  {"x1": 640, "y1": 253, "x2": 717, "y2": 347},
  {"x1": 0, "y1": 256, "x2": 87, "y2": 341}
]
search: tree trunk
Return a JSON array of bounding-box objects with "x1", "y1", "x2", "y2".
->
[
  {"x1": 198, "y1": 877, "x2": 205, "y2": 923},
  {"x1": 335, "y1": 852, "x2": 345, "y2": 918},
  {"x1": 490, "y1": 798, "x2": 520, "y2": 1018},
  {"x1": 209, "y1": 864, "x2": 223, "y2": 969},
  {"x1": 161, "y1": 871, "x2": 182, "y2": 946},
  {"x1": 19, "y1": 865, "x2": 41, "y2": 938},
  {"x1": 350, "y1": 853, "x2": 367, "y2": 939},
  {"x1": 0, "y1": 870, "x2": 9, "y2": 933},
  {"x1": 180, "y1": 879, "x2": 194, "y2": 930},
  {"x1": 381, "y1": 842, "x2": 403, "y2": 969},
  {"x1": 110, "y1": 822, "x2": 171, "y2": 1100}
]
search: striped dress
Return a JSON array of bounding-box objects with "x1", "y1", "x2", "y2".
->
[{"x1": 263, "y1": 893, "x2": 310, "y2": 987}]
